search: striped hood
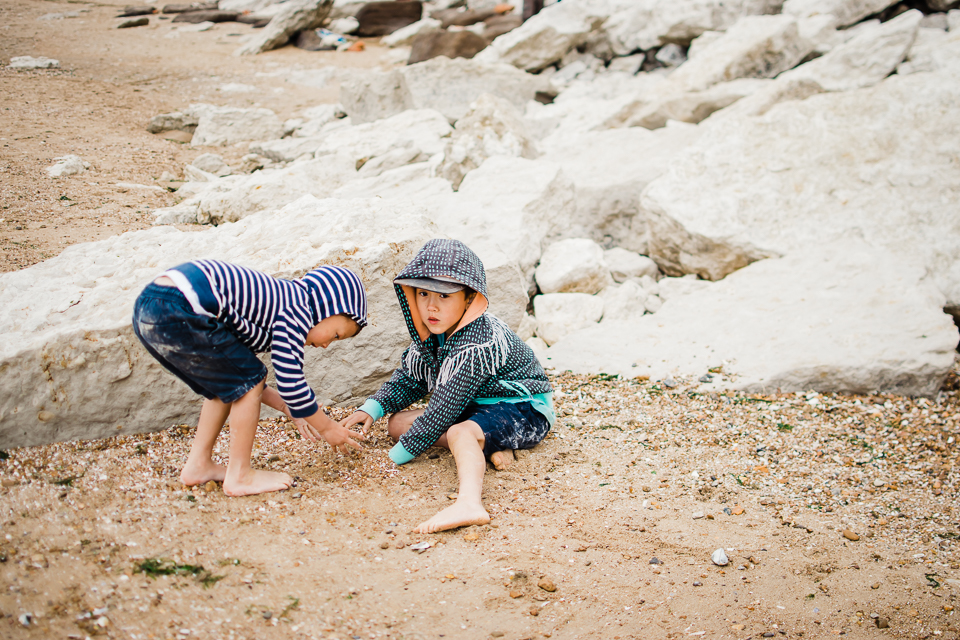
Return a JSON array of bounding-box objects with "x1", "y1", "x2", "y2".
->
[{"x1": 302, "y1": 265, "x2": 368, "y2": 330}]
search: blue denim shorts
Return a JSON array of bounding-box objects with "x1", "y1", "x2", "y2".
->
[
  {"x1": 457, "y1": 401, "x2": 551, "y2": 459},
  {"x1": 132, "y1": 282, "x2": 267, "y2": 403}
]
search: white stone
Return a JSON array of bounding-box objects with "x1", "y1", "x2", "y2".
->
[
  {"x1": 147, "y1": 110, "x2": 199, "y2": 135},
  {"x1": 639, "y1": 62, "x2": 960, "y2": 307},
  {"x1": 191, "y1": 153, "x2": 231, "y2": 176},
  {"x1": 189, "y1": 104, "x2": 284, "y2": 146},
  {"x1": 382, "y1": 18, "x2": 442, "y2": 47},
  {"x1": 668, "y1": 15, "x2": 813, "y2": 92},
  {"x1": 607, "y1": 54, "x2": 644, "y2": 74},
  {"x1": 236, "y1": 0, "x2": 335, "y2": 56},
  {"x1": 643, "y1": 293, "x2": 663, "y2": 314},
  {"x1": 778, "y1": 10, "x2": 921, "y2": 92},
  {"x1": 540, "y1": 123, "x2": 701, "y2": 252},
  {"x1": 332, "y1": 162, "x2": 452, "y2": 201},
  {"x1": 46, "y1": 155, "x2": 89, "y2": 178},
  {"x1": 341, "y1": 56, "x2": 553, "y2": 125},
  {"x1": 329, "y1": 16, "x2": 359, "y2": 34},
  {"x1": 601, "y1": 0, "x2": 786, "y2": 55},
  {"x1": 712, "y1": 549, "x2": 729, "y2": 566},
  {"x1": 437, "y1": 93, "x2": 539, "y2": 190},
  {"x1": 949, "y1": 10, "x2": 960, "y2": 32},
  {"x1": 655, "y1": 43, "x2": 687, "y2": 68},
  {"x1": 657, "y1": 275, "x2": 711, "y2": 301},
  {"x1": 115, "y1": 183, "x2": 166, "y2": 194},
  {"x1": 920, "y1": 14, "x2": 948, "y2": 31},
  {"x1": 543, "y1": 240, "x2": 959, "y2": 396},
  {"x1": 330, "y1": 0, "x2": 366, "y2": 19},
  {"x1": 518, "y1": 313, "x2": 538, "y2": 341},
  {"x1": 196, "y1": 155, "x2": 356, "y2": 225},
  {"x1": 9, "y1": 56, "x2": 60, "y2": 69},
  {"x1": 314, "y1": 108, "x2": 452, "y2": 162},
  {"x1": 356, "y1": 145, "x2": 427, "y2": 178},
  {"x1": 248, "y1": 137, "x2": 324, "y2": 163},
  {"x1": 153, "y1": 203, "x2": 200, "y2": 225},
  {"x1": 636, "y1": 274, "x2": 660, "y2": 295},
  {"x1": 599, "y1": 280, "x2": 648, "y2": 321},
  {"x1": 533, "y1": 292, "x2": 604, "y2": 346},
  {"x1": 783, "y1": 0, "x2": 900, "y2": 28},
  {"x1": 0, "y1": 196, "x2": 446, "y2": 448},
  {"x1": 604, "y1": 248, "x2": 659, "y2": 282},
  {"x1": 605, "y1": 78, "x2": 771, "y2": 129},
  {"x1": 702, "y1": 76, "x2": 824, "y2": 124},
  {"x1": 536, "y1": 238, "x2": 611, "y2": 295},
  {"x1": 896, "y1": 28, "x2": 960, "y2": 76},
  {"x1": 475, "y1": 0, "x2": 605, "y2": 71}
]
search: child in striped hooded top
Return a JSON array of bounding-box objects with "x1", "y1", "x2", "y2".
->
[
  {"x1": 340, "y1": 240, "x2": 555, "y2": 533},
  {"x1": 133, "y1": 260, "x2": 368, "y2": 497}
]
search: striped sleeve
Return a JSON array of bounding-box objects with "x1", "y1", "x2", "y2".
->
[{"x1": 271, "y1": 308, "x2": 319, "y2": 419}]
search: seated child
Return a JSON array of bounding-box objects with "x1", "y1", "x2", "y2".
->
[
  {"x1": 133, "y1": 259, "x2": 368, "y2": 497},
  {"x1": 341, "y1": 239, "x2": 555, "y2": 533}
]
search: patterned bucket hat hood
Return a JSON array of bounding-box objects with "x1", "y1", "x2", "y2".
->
[
  {"x1": 302, "y1": 265, "x2": 368, "y2": 330},
  {"x1": 393, "y1": 239, "x2": 489, "y2": 343}
]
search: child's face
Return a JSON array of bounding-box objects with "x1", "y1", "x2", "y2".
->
[
  {"x1": 306, "y1": 314, "x2": 360, "y2": 349},
  {"x1": 415, "y1": 288, "x2": 469, "y2": 336}
]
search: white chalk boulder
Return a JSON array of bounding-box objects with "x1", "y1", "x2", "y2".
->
[
  {"x1": 190, "y1": 104, "x2": 285, "y2": 146},
  {"x1": 544, "y1": 240, "x2": 959, "y2": 396},
  {"x1": 534, "y1": 292, "x2": 604, "y2": 346},
  {"x1": 46, "y1": 155, "x2": 90, "y2": 178},
  {"x1": 604, "y1": 248, "x2": 660, "y2": 283},
  {"x1": 0, "y1": 195, "x2": 445, "y2": 448},
  {"x1": 535, "y1": 238, "x2": 612, "y2": 295}
]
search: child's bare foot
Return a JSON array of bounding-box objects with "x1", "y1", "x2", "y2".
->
[
  {"x1": 490, "y1": 449, "x2": 515, "y2": 470},
  {"x1": 222, "y1": 469, "x2": 292, "y2": 497},
  {"x1": 180, "y1": 459, "x2": 227, "y2": 486},
  {"x1": 414, "y1": 502, "x2": 490, "y2": 534}
]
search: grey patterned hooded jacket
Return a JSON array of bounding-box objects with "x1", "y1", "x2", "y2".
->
[{"x1": 357, "y1": 239, "x2": 553, "y2": 464}]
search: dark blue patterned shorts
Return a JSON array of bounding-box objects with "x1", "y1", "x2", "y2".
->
[
  {"x1": 457, "y1": 402, "x2": 551, "y2": 459},
  {"x1": 132, "y1": 283, "x2": 267, "y2": 403}
]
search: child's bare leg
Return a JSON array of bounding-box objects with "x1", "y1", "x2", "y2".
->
[
  {"x1": 222, "y1": 381, "x2": 293, "y2": 497},
  {"x1": 180, "y1": 398, "x2": 230, "y2": 486},
  {"x1": 388, "y1": 409, "x2": 450, "y2": 448},
  {"x1": 415, "y1": 420, "x2": 490, "y2": 534}
]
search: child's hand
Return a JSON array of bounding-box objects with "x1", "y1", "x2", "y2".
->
[
  {"x1": 293, "y1": 417, "x2": 322, "y2": 443},
  {"x1": 339, "y1": 411, "x2": 374, "y2": 435},
  {"x1": 304, "y1": 410, "x2": 365, "y2": 453}
]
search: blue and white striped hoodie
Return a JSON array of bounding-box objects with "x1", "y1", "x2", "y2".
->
[{"x1": 164, "y1": 259, "x2": 367, "y2": 418}]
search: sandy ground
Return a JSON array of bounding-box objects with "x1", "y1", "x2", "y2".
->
[
  {"x1": 4, "y1": 1, "x2": 960, "y2": 639},
  {"x1": 2, "y1": 369, "x2": 960, "y2": 640}
]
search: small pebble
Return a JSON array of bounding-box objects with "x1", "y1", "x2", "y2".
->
[
  {"x1": 692, "y1": 581, "x2": 702, "y2": 587},
  {"x1": 731, "y1": 505, "x2": 745, "y2": 515},
  {"x1": 944, "y1": 605, "x2": 954, "y2": 612},
  {"x1": 464, "y1": 533, "x2": 479, "y2": 542},
  {"x1": 712, "y1": 549, "x2": 729, "y2": 566},
  {"x1": 722, "y1": 508, "x2": 732, "y2": 516},
  {"x1": 491, "y1": 633, "x2": 504, "y2": 638},
  {"x1": 842, "y1": 530, "x2": 860, "y2": 541},
  {"x1": 649, "y1": 557, "x2": 661, "y2": 565},
  {"x1": 509, "y1": 590, "x2": 522, "y2": 598},
  {"x1": 538, "y1": 578, "x2": 557, "y2": 592},
  {"x1": 873, "y1": 479, "x2": 885, "y2": 487},
  {"x1": 692, "y1": 511, "x2": 704, "y2": 519},
  {"x1": 204, "y1": 481, "x2": 217, "y2": 493},
  {"x1": 876, "y1": 618, "x2": 889, "y2": 629},
  {"x1": 379, "y1": 542, "x2": 389, "y2": 549},
  {"x1": 763, "y1": 633, "x2": 775, "y2": 638},
  {"x1": 266, "y1": 454, "x2": 281, "y2": 463},
  {"x1": 871, "y1": 583, "x2": 880, "y2": 589}
]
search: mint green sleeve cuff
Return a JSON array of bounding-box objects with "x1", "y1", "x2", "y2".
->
[
  {"x1": 389, "y1": 442, "x2": 416, "y2": 465},
  {"x1": 359, "y1": 399, "x2": 385, "y2": 422}
]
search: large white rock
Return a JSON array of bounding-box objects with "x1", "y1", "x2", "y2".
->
[
  {"x1": 427, "y1": 156, "x2": 578, "y2": 327},
  {"x1": 897, "y1": 28, "x2": 960, "y2": 76},
  {"x1": 248, "y1": 137, "x2": 325, "y2": 163},
  {"x1": 475, "y1": 0, "x2": 606, "y2": 71},
  {"x1": 544, "y1": 240, "x2": 959, "y2": 396},
  {"x1": 235, "y1": 0, "x2": 334, "y2": 55},
  {"x1": 540, "y1": 123, "x2": 701, "y2": 252},
  {"x1": 777, "y1": 9, "x2": 921, "y2": 92},
  {"x1": 599, "y1": 280, "x2": 649, "y2": 321},
  {"x1": 340, "y1": 57, "x2": 552, "y2": 124},
  {"x1": 332, "y1": 162, "x2": 453, "y2": 201},
  {"x1": 605, "y1": 78, "x2": 772, "y2": 129},
  {"x1": 533, "y1": 292, "x2": 604, "y2": 346},
  {"x1": 639, "y1": 63, "x2": 960, "y2": 307},
  {"x1": 0, "y1": 196, "x2": 445, "y2": 448},
  {"x1": 437, "y1": 93, "x2": 539, "y2": 190},
  {"x1": 314, "y1": 108, "x2": 452, "y2": 161},
  {"x1": 382, "y1": 17, "x2": 442, "y2": 47},
  {"x1": 783, "y1": 0, "x2": 900, "y2": 28},
  {"x1": 189, "y1": 104, "x2": 285, "y2": 146},
  {"x1": 196, "y1": 155, "x2": 357, "y2": 224},
  {"x1": 604, "y1": 248, "x2": 660, "y2": 282},
  {"x1": 9, "y1": 56, "x2": 60, "y2": 69},
  {"x1": 668, "y1": 15, "x2": 813, "y2": 91},
  {"x1": 600, "y1": 0, "x2": 785, "y2": 55},
  {"x1": 535, "y1": 238, "x2": 612, "y2": 294}
]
